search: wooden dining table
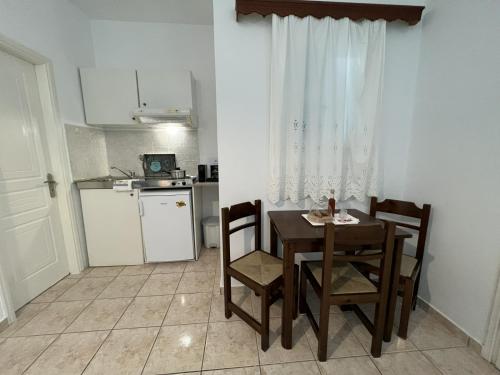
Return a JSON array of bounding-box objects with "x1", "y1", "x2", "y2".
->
[{"x1": 268, "y1": 209, "x2": 412, "y2": 349}]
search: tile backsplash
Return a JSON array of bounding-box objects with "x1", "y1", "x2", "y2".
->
[
  {"x1": 65, "y1": 125, "x2": 200, "y2": 179},
  {"x1": 65, "y1": 124, "x2": 109, "y2": 180}
]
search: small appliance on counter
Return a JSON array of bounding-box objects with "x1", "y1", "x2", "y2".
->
[
  {"x1": 197, "y1": 164, "x2": 207, "y2": 182},
  {"x1": 208, "y1": 164, "x2": 218, "y2": 182}
]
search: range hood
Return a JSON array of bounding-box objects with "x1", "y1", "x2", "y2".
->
[{"x1": 132, "y1": 108, "x2": 195, "y2": 127}]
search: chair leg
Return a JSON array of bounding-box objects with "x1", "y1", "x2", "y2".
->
[
  {"x1": 371, "y1": 302, "x2": 385, "y2": 357},
  {"x1": 261, "y1": 289, "x2": 270, "y2": 351},
  {"x1": 317, "y1": 298, "x2": 330, "y2": 362},
  {"x1": 412, "y1": 273, "x2": 421, "y2": 310},
  {"x1": 398, "y1": 278, "x2": 414, "y2": 339},
  {"x1": 293, "y1": 265, "x2": 299, "y2": 319},
  {"x1": 299, "y1": 266, "x2": 307, "y2": 314},
  {"x1": 223, "y1": 271, "x2": 232, "y2": 319}
]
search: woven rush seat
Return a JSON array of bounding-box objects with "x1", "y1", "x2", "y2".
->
[
  {"x1": 363, "y1": 253, "x2": 418, "y2": 278},
  {"x1": 230, "y1": 250, "x2": 283, "y2": 286},
  {"x1": 305, "y1": 261, "x2": 377, "y2": 294}
]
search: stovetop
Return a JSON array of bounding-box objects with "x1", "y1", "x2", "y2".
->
[{"x1": 132, "y1": 176, "x2": 194, "y2": 189}]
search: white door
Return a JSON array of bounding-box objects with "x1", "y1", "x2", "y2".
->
[
  {"x1": 0, "y1": 49, "x2": 69, "y2": 310},
  {"x1": 139, "y1": 190, "x2": 194, "y2": 263}
]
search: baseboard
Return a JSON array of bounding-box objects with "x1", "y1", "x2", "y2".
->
[{"x1": 417, "y1": 297, "x2": 482, "y2": 354}]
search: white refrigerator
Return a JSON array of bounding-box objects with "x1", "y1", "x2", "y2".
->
[{"x1": 139, "y1": 189, "x2": 195, "y2": 262}]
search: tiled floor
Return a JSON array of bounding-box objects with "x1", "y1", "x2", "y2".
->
[{"x1": 0, "y1": 247, "x2": 498, "y2": 374}]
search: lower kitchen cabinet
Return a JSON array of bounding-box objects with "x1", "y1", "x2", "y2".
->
[{"x1": 80, "y1": 189, "x2": 144, "y2": 266}]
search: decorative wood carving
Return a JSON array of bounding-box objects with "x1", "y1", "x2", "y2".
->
[{"x1": 236, "y1": 0, "x2": 424, "y2": 25}]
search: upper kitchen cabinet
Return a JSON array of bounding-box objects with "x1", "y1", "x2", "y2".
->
[
  {"x1": 80, "y1": 68, "x2": 196, "y2": 127},
  {"x1": 80, "y1": 68, "x2": 139, "y2": 125},
  {"x1": 137, "y1": 69, "x2": 194, "y2": 110}
]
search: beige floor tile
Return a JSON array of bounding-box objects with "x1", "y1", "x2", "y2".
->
[
  {"x1": 185, "y1": 248, "x2": 219, "y2": 273},
  {"x1": 25, "y1": 331, "x2": 109, "y2": 374},
  {"x1": 66, "y1": 298, "x2": 132, "y2": 332},
  {"x1": 119, "y1": 264, "x2": 156, "y2": 276},
  {"x1": 203, "y1": 367, "x2": 260, "y2": 374},
  {"x1": 87, "y1": 266, "x2": 124, "y2": 278},
  {"x1": 345, "y1": 311, "x2": 417, "y2": 354},
  {"x1": 83, "y1": 327, "x2": 159, "y2": 375},
  {"x1": 317, "y1": 356, "x2": 380, "y2": 375},
  {"x1": 153, "y1": 262, "x2": 188, "y2": 274},
  {"x1": 258, "y1": 316, "x2": 314, "y2": 365},
  {"x1": 250, "y1": 294, "x2": 283, "y2": 320},
  {"x1": 177, "y1": 272, "x2": 215, "y2": 294},
  {"x1": 372, "y1": 351, "x2": 442, "y2": 375},
  {"x1": 97, "y1": 275, "x2": 148, "y2": 299},
  {"x1": 423, "y1": 347, "x2": 500, "y2": 375},
  {"x1": 57, "y1": 277, "x2": 113, "y2": 301},
  {"x1": 213, "y1": 272, "x2": 222, "y2": 294},
  {"x1": 116, "y1": 295, "x2": 173, "y2": 329},
  {"x1": 164, "y1": 293, "x2": 212, "y2": 325},
  {"x1": 406, "y1": 307, "x2": 468, "y2": 350},
  {"x1": 0, "y1": 303, "x2": 49, "y2": 338},
  {"x1": 261, "y1": 361, "x2": 321, "y2": 374},
  {"x1": 0, "y1": 335, "x2": 57, "y2": 374},
  {"x1": 138, "y1": 273, "x2": 183, "y2": 296},
  {"x1": 143, "y1": 324, "x2": 207, "y2": 374},
  {"x1": 14, "y1": 301, "x2": 90, "y2": 336},
  {"x1": 31, "y1": 278, "x2": 80, "y2": 303},
  {"x1": 305, "y1": 314, "x2": 366, "y2": 359},
  {"x1": 203, "y1": 321, "x2": 259, "y2": 370},
  {"x1": 210, "y1": 290, "x2": 253, "y2": 322}
]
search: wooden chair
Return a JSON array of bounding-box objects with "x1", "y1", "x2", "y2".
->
[
  {"x1": 221, "y1": 199, "x2": 298, "y2": 351},
  {"x1": 361, "y1": 197, "x2": 431, "y2": 339},
  {"x1": 299, "y1": 221, "x2": 396, "y2": 360}
]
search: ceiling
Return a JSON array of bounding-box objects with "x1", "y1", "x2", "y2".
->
[{"x1": 69, "y1": 0, "x2": 213, "y2": 25}]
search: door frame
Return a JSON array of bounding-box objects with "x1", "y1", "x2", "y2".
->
[
  {"x1": 0, "y1": 34, "x2": 84, "y2": 323},
  {"x1": 483, "y1": 266, "x2": 500, "y2": 367}
]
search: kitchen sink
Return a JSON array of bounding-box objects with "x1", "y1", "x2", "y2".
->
[{"x1": 75, "y1": 175, "x2": 143, "y2": 189}]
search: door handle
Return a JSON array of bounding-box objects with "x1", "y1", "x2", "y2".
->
[
  {"x1": 139, "y1": 200, "x2": 144, "y2": 216},
  {"x1": 43, "y1": 173, "x2": 57, "y2": 198}
]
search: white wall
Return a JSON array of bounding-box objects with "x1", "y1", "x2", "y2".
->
[
  {"x1": 0, "y1": 0, "x2": 95, "y2": 125},
  {"x1": 213, "y1": 0, "x2": 424, "y2": 258},
  {"x1": 90, "y1": 20, "x2": 218, "y2": 164},
  {"x1": 0, "y1": 0, "x2": 95, "y2": 322},
  {"x1": 404, "y1": 0, "x2": 500, "y2": 343}
]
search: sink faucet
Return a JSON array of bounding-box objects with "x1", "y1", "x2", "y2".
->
[{"x1": 110, "y1": 166, "x2": 135, "y2": 179}]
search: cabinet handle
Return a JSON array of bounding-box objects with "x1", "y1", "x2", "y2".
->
[
  {"x1": 142, "y1": 102, "x2": 147, "y2": 107},
  {"x1": 139, "y1": 200, "x2": 144, "y2": 216}
]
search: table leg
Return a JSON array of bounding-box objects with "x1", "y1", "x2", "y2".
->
[
  {"x1": 384, "y1": 237, "x2": 404, "y2": 342},
  {"x1": 270, "y1": 221, "x2": 278, "y2": 257},
  {"x1": 281, "y1": 241, "x2": 294, "y2": 349}
]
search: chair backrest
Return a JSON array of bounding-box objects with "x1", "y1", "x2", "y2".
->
[
  {"x1": 320, "y1": 222, "x2": 396, "y2": 298},
  {"x1": 221, "y1": 200, "x2": 262, "y2": 268},
  {"x1": 369, "y1": 197, "x2": 431, "y2": 262}
]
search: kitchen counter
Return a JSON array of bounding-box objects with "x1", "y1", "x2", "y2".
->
[
  {"x1": 76, "y1": 176, "x2": 218, "y2": 190},
  {"x1": 75, "y1": 176, "x2": 144, "y2": 189},
  {"x1": 194, "y1": 181, "x2": 219, "y2": 187}
]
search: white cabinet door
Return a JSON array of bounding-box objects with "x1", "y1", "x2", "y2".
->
[
  {"x1": 80, "y1": 68, "x2": 138, "y2": 125},
  {"x1": 0, "y1": 49, "x2": 69, "y2": 309},
  {"x1": 137, "y1": 69, "x2": 194, "y2": 109},
  {"x1": 139, "y1": 190, "x2": 194, "y2": 263},
  {"x1": 81, "y1": 189, "x2": 144, "y2": 266}
]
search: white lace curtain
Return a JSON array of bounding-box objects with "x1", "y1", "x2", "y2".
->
[{"x1": 268, "y1": 15, "x2": 386, "y2": 204}]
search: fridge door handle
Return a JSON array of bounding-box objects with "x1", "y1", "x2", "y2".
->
[{"x1": 139, "y1": 199, "x2": 144, "y2": 216}]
